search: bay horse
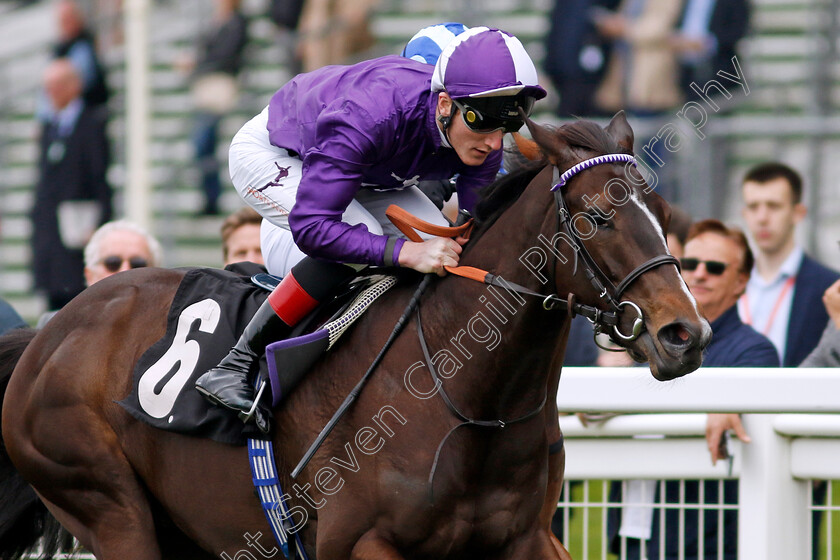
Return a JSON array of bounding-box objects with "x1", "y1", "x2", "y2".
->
[{"x1": 0, "y1": 112, "x2": 710, "y2": 559}]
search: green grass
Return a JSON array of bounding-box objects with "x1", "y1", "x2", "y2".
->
[
  {"x1": 814, "y1": 481, "x2": 840, "y2": 559},
  {"x1": 558, "y1": 481, "x2": 617, "y2": 559},
  {"x1": 557, "y1": 480, "x2": 840, "y2": 559}
]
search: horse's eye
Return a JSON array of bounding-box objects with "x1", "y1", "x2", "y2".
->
[{"x1": 589, "y1": 212, "x2": 611, "y2": 228}]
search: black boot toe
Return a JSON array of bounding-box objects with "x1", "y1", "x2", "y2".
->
[{"x1": 195, "y1": 368, "x2": 255, "y2": 413}]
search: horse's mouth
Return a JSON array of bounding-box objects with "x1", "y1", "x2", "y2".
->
[
  {"x1": 627, "y1": 347, "x2": 646, "y2": 363},
  {"x1": 627, "y1": 324, "x2": 708, "y2": 381}
]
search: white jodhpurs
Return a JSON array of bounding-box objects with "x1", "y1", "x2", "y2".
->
[{"x1": 229, "y1": 106, "x2": 449, "y2": 276}]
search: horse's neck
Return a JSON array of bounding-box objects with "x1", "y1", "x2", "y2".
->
[
  {"x1": 420, "y1": 179, "x2": 568, "y2": 418},
  {"x1": 421, "y1": 285, "x2": 566, "y2": 417}
]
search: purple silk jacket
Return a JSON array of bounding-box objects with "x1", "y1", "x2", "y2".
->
[{"x1": 266, "y1": 55, "x2": 502, "y2": 266}]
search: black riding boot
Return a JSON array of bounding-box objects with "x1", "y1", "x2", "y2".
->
[
  {"x1": 195, "y1": 298, "x2": 289, "y2": 433},
  {"x1": 196, "y1": 258, "x2": 357, "y2": 433}
]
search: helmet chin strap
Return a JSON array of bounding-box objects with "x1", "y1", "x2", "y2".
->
[
  {"x1": 437, "y1": 114, "x2": 453, "y2": 148},
  {"x1": 438, "y1": 108, "x2": 458, "y2": 148}
]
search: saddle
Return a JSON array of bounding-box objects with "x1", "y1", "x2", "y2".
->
[{"x1": 260, "y1": 272, "x2": 399, "y2": 407}]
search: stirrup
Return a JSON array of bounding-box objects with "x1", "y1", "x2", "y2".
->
[{"x1": 238, "y1": 379, "x2": 268, "y2": 424}]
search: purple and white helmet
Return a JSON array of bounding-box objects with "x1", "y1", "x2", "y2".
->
[{"x1": 431, "y1": 27, "x2": 546, "y2": 101}]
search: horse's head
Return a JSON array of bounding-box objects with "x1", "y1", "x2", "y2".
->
[{"x1": 517, "y1": 111, "x2": 711, "y2": 380}]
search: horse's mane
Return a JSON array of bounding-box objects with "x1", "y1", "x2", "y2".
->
[{"x1": 473, "y1": 119, "x2": 624, "y2": 233}]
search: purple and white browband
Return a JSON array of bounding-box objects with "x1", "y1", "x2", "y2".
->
[{"x1": 551, "y1": 154, "x2": 637, "y2": 192}]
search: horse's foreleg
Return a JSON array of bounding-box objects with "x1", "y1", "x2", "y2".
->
[
  {"x1": 348, "y1": 530, "x2": 406, "y2": 560},
  {"x1": 550, "y1": 534, "x2": 574, "y2": 560},
  {"x1": 539, "y1": 406, "x2": 569, "y2": 557},
  {"x1": 539, "y1": 440, "x2": 565, "y2": 527}
]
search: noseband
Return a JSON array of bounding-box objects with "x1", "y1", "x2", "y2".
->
[{"x1": 549, "y1": 153, "x2": 680, "y2": 345}]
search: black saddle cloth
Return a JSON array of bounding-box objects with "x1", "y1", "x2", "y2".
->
[
  {"x1": 119, "y1": 263, "x2": 271, "y2": 445},
  {"x1": 118, "y1": 263, "x2": 395, "y2": 445}
]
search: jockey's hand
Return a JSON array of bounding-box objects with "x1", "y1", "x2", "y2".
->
[{"x1": 398, "y1": 237, "x2": 467, "y2": 276}]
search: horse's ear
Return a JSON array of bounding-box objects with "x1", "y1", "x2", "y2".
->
[
  {"x1": 510, "y1": 132, "x2": 543, "y2": 161},
  {"x1": 605, "y1": 110, "x2": 634, "y2": 153},
  {"x1": 523, "y1": 115, "x2": 574, "y2": 166}
]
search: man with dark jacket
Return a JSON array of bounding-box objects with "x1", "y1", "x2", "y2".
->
[
  {"x1": 737, "y1": 162, "x2": 840, "y2": 367},
  {"x1": 53, "y1": 0, "x2": 109, "y2": 110},
  {"x1": 672, "y1": 0, "x2": 751, "y2": 103},
  {"x1": 623, "y1": 220, "x2": 778, "y2": 560},
  {"x1": 32, "y1": 59, "x2": 112, "y2": 310}
]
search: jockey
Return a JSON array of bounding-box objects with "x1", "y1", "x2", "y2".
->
[{"x1": 195, "y1": 27, "x2": 546, "y2": 432}]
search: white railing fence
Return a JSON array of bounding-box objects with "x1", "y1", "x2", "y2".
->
[{"x1": 556, "y1": 367, "x2": 840, "y2": 560}]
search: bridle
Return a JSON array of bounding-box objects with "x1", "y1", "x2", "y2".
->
[
  {"x1": 547, "y1": 153, "x2": 680, "y2": 347},
  {"x1": 386, "y1": 152, "x2": 680, "y2": 347}
]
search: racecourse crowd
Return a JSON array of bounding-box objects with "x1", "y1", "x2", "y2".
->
[{"x1": 1, "y1": 1, "x2": 839, "y2": 558}]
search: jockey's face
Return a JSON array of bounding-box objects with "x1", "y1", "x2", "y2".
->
[{"x1": 436, "y1": 92, "x2": 504, "y2": 167}]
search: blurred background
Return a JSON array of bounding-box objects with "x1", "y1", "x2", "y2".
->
[{"x1": 0, "y1": 0, "x2": 838, "y2": 324}]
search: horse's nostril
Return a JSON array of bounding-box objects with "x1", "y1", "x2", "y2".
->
[{"x1": 658, "y1": 321, "x2": 696, "y2": 355}]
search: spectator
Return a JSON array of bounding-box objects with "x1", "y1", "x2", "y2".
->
[
  {"x1": 32, "y1": 58, "x2": 112, "y2": 312},
  {"x1": 593, "y1": 0, "x2": 684, "y2": 200},
  {"x1": 52, "y1": 0, "x2": 109, "y2": 111},
  {"x1": 179, "y1": 0, "x2": 248, "y2": 216},
  {"x1": 683, "y1": 220, "x2": 778, "y2": 366},
  {"x1": 37, "y1": 220, "x2": 161, "y2": 328},
  {"x1": 268, "y1": 0, "x2": 305, "y2": 32},
  {"x1": 296, "y1": 0, "x2": 379, "y2": 72},
  {"x1": 737, "y1": 162, "x2": 840, "y2": 367},
  {"x1": 0, "y1": 299, "x2": 27, "y2": 335},
  {"x1": 671, "y1": 0, "x2": 750, "y2": 104},
  {"x1": 222, "y1": 207, "x2": 264, "y2": 267},
  {"x1": 83, "y1": 220, "x2": 163, "y2": 286},
  {"x1": 800, "y1": 279, "x2": 840, "y2": 367},
  {"x1": 624, "y1": 219, "x2": 777, "y2": 560},
  {"x1": 543, "y1": 0, "x2": 619, "y2": 118},
  {"x1": 593, "y1": 0, "x2": 683, "y2": 115}
]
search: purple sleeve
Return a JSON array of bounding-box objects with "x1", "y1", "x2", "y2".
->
[
  {"x1": 455, "y1": 149, "x2": 503, "y2": 213},
  {"x1": 288, "y1": 103, "x2": 396, "y2": 266}
]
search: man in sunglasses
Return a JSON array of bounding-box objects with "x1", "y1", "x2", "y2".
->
[
  {"x1": 37, "y1": 220, "x2": 162, "y2": 328},
  {"x1": 83, "y1": 220, "x2": 162, "y2": 286},
  {"x1": 679, "y1": 219, "x2": 778, "y2": 365},
  {"x1": 195, "y1": 27, "x2": 546, "y2": 430}
]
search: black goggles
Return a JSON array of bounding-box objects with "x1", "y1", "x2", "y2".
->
[
  {"x1": 680, "y1": 258, "x2": 727, "y2": 276},
  {"x1": 450, "y1": 95, "x2": 534, "y2": 134},
  {"x1": 100, "y1": 255, "x2": 149, "y2": 273}
]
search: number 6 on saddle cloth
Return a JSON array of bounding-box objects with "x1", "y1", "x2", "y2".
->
[{"x1": 121, "y1": 207, "x2": 469, "y2": 445}]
